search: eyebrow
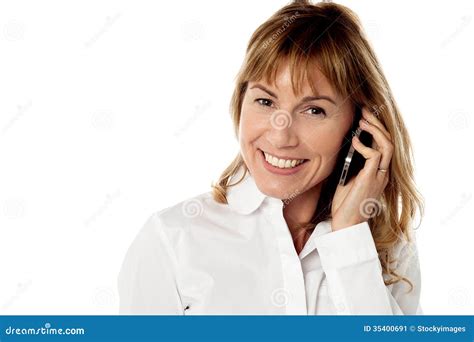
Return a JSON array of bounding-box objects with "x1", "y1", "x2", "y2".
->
[{"x1": 250, "y1": 84, "x2": 337, "y2": 105}]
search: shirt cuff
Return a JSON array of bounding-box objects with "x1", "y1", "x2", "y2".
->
[{"x1": 314, "y1": 221, "x2": 379, "y2": 270}]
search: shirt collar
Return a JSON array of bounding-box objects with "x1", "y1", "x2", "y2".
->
[
  {"x1": 226, "y1": 164, "x2": 333, "y2": 259},
  {"x1": 227, "y1": 165, "x2": 282, "y2": 215}
]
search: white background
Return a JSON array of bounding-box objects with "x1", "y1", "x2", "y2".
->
[{"x1": 0, "y1": 0, "x2": 473, "y2": 314}]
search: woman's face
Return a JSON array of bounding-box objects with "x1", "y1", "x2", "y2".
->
[{"x1": 239, "y1": 60, "x2": 354, "y2": 200}]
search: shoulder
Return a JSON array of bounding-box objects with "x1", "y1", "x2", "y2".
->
[
  {"x1": 120, "y1": 191, "x2": 221, "y2": 270},
  {"x1": 133, "y1": 190, "x2": 233, "y2": 247},
  {"x1": 154, "y1": 190, "x2": 232, "y2": 229}
]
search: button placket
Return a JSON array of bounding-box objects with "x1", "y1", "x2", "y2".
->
[{"x1": 264, "y1": 199, "x2": 307, "y2": 315}]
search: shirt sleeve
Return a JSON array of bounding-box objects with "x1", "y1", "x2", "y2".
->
[
  {"x1": 314, "y1": 221, "x2": 422, "y2": 315},
  {"x1": 117, "y1": 212, "x2": 185, "y2": 315}
]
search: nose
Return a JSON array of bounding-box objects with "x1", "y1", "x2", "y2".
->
[{"x1": 265, "y1": 109, "x2": 299, "y2": 148}]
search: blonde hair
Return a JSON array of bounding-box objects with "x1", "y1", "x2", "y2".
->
[{"x1": 211, "y1": 0, "x2": 424, "y2": 291}]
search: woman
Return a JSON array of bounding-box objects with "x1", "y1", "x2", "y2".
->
[{"x1": 118, "y1": 0, "x2": 424, "y2": 315}]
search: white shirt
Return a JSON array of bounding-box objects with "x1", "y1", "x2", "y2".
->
[{"x1": 118, "y1": 166, "x2": 423, "y2": 315}]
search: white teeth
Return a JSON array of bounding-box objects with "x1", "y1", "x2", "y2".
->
[{"x1": 263, "y1": 151, "x2": 306, "y2": 169}]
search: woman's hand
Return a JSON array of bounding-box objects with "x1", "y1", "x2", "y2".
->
[{"x1": 330, "y1": 106, "x2": 394, "y2": 231}]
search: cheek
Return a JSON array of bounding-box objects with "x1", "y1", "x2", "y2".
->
[
  {"x1": 238, "y1": 110, "x2": 256, "y2": 160},
  {"x1": 239, "y1": 105, "x2": 267, "y2": 145},
  {"x1": 307, "y1": 126, "x2": 348, "y2": 164},
  {"x1": 238, "y1": 111, "x2": 251, "y2": 147},
  {"x1": 313, "y1": 125, "x2": 343, "y2": 147}
]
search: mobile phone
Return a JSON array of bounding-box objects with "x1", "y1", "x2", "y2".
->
[{"x1": 336, "y1": 105, "x2": 373, "y2": 186}]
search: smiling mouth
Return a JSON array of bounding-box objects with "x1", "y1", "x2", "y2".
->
[{"x1": 259, "y1": 149, "x2": 309, "y2": 169}]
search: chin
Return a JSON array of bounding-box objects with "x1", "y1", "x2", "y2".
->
[{"x1": 252, "y1": 172, "x2": 299, "y2": 200}]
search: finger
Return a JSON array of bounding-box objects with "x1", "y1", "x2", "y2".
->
[
  {"x1": 359, "y1": 119, "x2": 394, "y2": 170},
  {"x1": 351, "y1": 134, "x2": 382, "y2": 177},
  {"x1": 361, "y1": 107, "x2": 392, "y2": 142}
]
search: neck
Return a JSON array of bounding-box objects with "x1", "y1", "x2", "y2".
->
[{"x1": 282, "y1": 184, "x2": 322, "y2": 255}]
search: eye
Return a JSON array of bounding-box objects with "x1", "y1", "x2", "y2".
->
[
  {"x1": 303, "y1": 106, "x2": 326, "y2": 117},
  {"x1": 255, "y1": 98, "x2": 274, "y2": 107}
]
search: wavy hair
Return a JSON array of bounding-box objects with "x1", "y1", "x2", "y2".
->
[{"x1": 211, "y1": 0, "x2": 424, "y2": 291}]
